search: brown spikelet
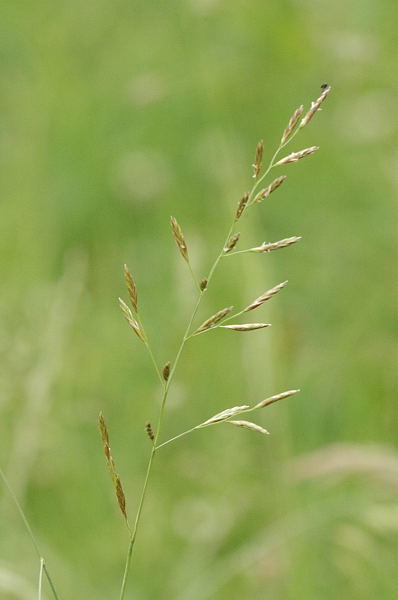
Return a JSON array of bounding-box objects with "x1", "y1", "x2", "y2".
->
[
  {"x1": 162, "y1": 361, "x2": 171, "y2": 381},
  {"x1": 223, "y1": 232, "x2": 240, "y2": 254},
  {"x1": 115, "y1": 477, "x2": 128, "y2": 519},
  {"x1": 98, "y1": 412, "x2": 128, "y2": 520},
  {"x1": 235, "y1": 192, "x2": 249, "y2": 221},
  {"x1": 252, "y1": 139, "x2": 264, "y2": 178},
  {"x1": 194, "y1": 306, "x2": 233, "y2": 334},
  {"x1": 228, "y1": 420, "x2": 270, "y2": 435},
  {"x1": 243, "y1": 281, "x2": 288, "y2": 312},
  {"x1": 300, "y1": 85, "x2": 331, "y2": 129},
  {"x1": 118, "y1": 298, "x2": 146, "y2": 342},
  {"x1": 145, "y1": 422, "x2": 155, "y2": 441},
  {"x1": 170, "y1": 216, "x2": 189, "y2": 262},
  {"x1": 255, "y1": 389, "x2": 300, "y2": 409},
  {"x1": 220, "y1": 323, "x2": 271, "y2": 331},
  {"x1": 250, "y1": 236, "x2": 302, "y2": 253},
  {"x1": 199, "y1": 278, "x2": 208, "y2": 291},
  {"x1": 123, "y1": 264, "x2": 138, "y2": 313},
  {"x1": 275, "y1": 146, "x2": 319, "y2": 167},
  {"x1": 281, "y1": 105, "x2": 304, "y2": 144},
  {"x1": 253, "y1": 176, "x2": 287, "y2": 203}
]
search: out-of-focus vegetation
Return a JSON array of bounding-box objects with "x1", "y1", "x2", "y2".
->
[{"x1": 1, "y1": 1, "x2": 397, "y2": 599}]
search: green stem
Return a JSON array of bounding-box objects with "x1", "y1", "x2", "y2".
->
[
  {"x1": 38, "y1": 558, "x2": 44, "y2": 600},
  {"x1": 0, "y1": 466, "x2": 61, "y2": 600}
]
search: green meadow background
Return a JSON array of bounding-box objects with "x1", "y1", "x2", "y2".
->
[{"x1": 1, "y1": 1, "x2": 397, "y2": 599}]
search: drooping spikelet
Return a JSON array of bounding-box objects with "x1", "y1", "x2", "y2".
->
[
  {"x1": 228, "y1": 420, "x2": 270, "y2": 435},
  {"x1": 98, "y1": 412, "x2": 128, "y2": 521},
  {"x1": 220, "y1": 323, "x2": 271, "y2": 331},
  {"x1": 118, "y1": 298, "x2": 146, "y2": 342}
]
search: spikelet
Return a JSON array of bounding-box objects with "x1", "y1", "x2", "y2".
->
[
  {"x1": 243, "y1": 281, "x2": 288, "y2": 313},
  {"x1": 162, "y1": 361, "x2": 171, "y2": 382},
  {"x1": 123, "y1": 264, "x2": 138, "y2": 313},
  {"x1": 252, "y1": 139, "x2": 264, "y2": 178},
  {"x1": 300, "y1": 85, "x2": 331, "y2": 129},
  {"x1": 274, "y1": 147, "x2": 319, "y2": 167},
  {"x1": 223, "y1": 232, "x2": 240, "y2": 254},
  {"x1": 235, "y1": 192, "x2": 249, "y2": 220},
  {"x1": 281, "y1": 105, "x2": 304, "y2": 144},
  {"x1": 194, "y1": 306, "x2": 233, "y2": 334},
  {"x1": 170, "y1": 216, "x2": 189, "y2": 262},
  {"x1": 199, "y1": 405, "x2": 250, "y2": 426},
  {"x1": 145, "y1": 422, "x2": 155, "y2": 441},
  {"x1": 199, "y1": 278, "x2": 208, "y2": 291},
  {"x1": 98, "y1": 412, "x2": 128, "y2": 520},
  {"x1": 250, "y1": 237, "x2": 301, "y2": 253},
  {"x1": 252, "y1": 176, "x2": 287, "y2": 203},
  {"x1": 228, "y1": 420, "x2": 270, "y2": 435},
  {"x1": 255, "y1": 389, "x2": 300, "y2": 409},
  {"x1": 118, "y1": 298, "x2": 146, "y2": 342},
  {"x1": 220, "y1": 323, "x2": 271, "y2": 331}
]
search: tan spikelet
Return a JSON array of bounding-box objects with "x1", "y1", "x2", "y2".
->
[
  {"x1": 252, "y1": 176, "x2": 287, "y2": 203},
  {"x1": 123, "y1": 264, "x2": 138, "y2": 313},
  {"x1": 250, "y1": 237, "x2": 301, "y2": 253},
  {"x1": 223, "y1": 233, "x2": 240, "y2": 254},
  {"x1": 145, "y1": 422, "x2": 155, "y2": 441},
  {"x1": 228, "y1": 420, "x2": 270, "y2": 435},
  {"x1": 243, "y1": 281, "x2": 288, "y2": 312},
  {"x1": 199, "y1": 405, "x2": 250, "y2": 427},
  {"x1": 194, "y1": 306, "x2": 233, "y2": 334},
  {"x1": 300, "y1": 85, "x2": 331, "y2": 129},
  {"x1": 274, "y1": 147, "x2": 319, "y2": 167},
  {"x1": 281, "y1": 105, "x2": 304, "y2": 144},
  {"x1": 199, "y1": 278, "x2": 208, "y2": 291},
  {"x1": 170, "y1": 216, "x2": 189, "y2": 262},
  {"x1": 252, "y1": 139, "x2": 264, "y2": 179},
  {"x1": 118, "y1": 298, "x2": 146, "y2": 342},
  {"x1": 220, "y1": 323, "x2": 271, "y2": 331},
  {"x1": 98, "y1": 413, "x2": 128, "y2": 520},
  {"x1": 255, "y1": 389, "x2": 300, "y2": 409},
  {"x1": 235, "y1": 192, "x2": 249, "y2": 220}
]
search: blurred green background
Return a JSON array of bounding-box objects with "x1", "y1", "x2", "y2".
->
[{"x1": 1, "y1": 1, "x2": 397, "y2": 599}]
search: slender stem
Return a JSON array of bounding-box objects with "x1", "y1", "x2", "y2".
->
[
  {"x1": 223, "y1": 248, "x2": 256, "y2": 257},
  {"x1": 155, "y1": 426, "x2": 198, "y2": 450},
  {"x1": 0, "y1": 466, "x2": 61, "y2": 600},
  {"x1": 38, "y1": 559, "x2": 44, "y2": 600}
]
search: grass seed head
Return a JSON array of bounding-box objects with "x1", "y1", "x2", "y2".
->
[
  {"x1": 123, "y1": 264, "x2": 138, "y2": 313},
  {"x1": 228, "y1": 420, "x2": 270, "y2": 435},
  {"x1": 115, "y1": 477, "x2": 128, "y2": 520},
  {"x1": 199, "y1": 278, "x2": 208, "y2": 291},
  {"x1": 162, "y1": 361, "x2": 171, "y2": 381},
  {"x1": 118, "y1": 298, "x2": 146, "y2": 342},
  {"x1": 255, "y1": 389, "x2": 300, "y2": 409},
  {"x1": 281, "y1": 105, "x2": 304, "y2": 144},
  {"x1": 253, "y1": 176, "x2": 287, "y2": 203},
  {"x1": 274, "y1": 147, "x2": 319, "y2": 167},
  {"x1": 194, "y1": 306, "x2": 233, "y2": 334},
  {"x1": 170, "y1": 216, "x2": 189, "y2": 262},
  {"x1": 220, "y1": 323, "x2": 271, "y2": 331},
  {"x1": 199, "y1": 405, "x2": 250, "y2": 426},
  {"x1": 243, "y1": 280, "x2": 288, "y2": 312},
  {"x1": 145, "y1": 422, "x2": 155, "y2": 441},
  {"x1": 223, "y1": 232, "x2": 240, "y2": 254},
  {"x1": 251, "y1": 236, "x2": 302, "y2": 253},
  {"x1": 235, "y1": 192, "x2": 249, "y2": 220},
  {"x1": 300, "y1": 84, "x2": 331, "y2": 129},
  {"x1": 252, "y1": 139, "x2": 264, "y2": 178}
]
